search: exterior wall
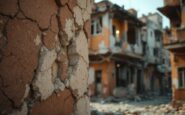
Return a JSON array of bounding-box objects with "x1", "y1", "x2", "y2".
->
[
  {"x1": 171, "y1": 53, "x2": 185, "y2": 102},
  {"x1": 89, "y1": 13, "x2": 111, "y2": 53},
  {"x1": 89, "y1": 61, "x2": 116, "y2": 97},
  {"x1": 112, "y1": 19, "x2": 127, "y2": 40},
  {"x1": 0, "y1": 0, "x2": 91, "y2": 114}
]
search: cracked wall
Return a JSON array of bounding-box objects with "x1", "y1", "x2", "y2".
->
[{"x1": 0, "y1": 0, "x2": 92, "y2": 114}]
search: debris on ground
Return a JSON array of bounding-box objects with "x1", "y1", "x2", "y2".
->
[{"x1": 90, "y1": 96, "x2": 185, "y2": 115}]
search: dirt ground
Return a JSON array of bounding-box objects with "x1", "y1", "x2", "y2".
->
[{"x1": 90, "y1": 96, "x2": 185, "y2": 115}]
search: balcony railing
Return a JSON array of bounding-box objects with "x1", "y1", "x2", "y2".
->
[{"x1": 164, "y1": 0, "x2": 180, "y2": 6}]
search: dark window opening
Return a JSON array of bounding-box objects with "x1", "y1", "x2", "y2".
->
[
  {"x1": 112, "y1": 25, "x2": 116, "y2": 37},
  {"x1": 154, "y1": 48, "x2": 159, "y2": 57},
  {"x1": 178, "y1": 67, "x2": 185, "y2": 88},
  {"x1": 142, "y1": 41, "x2": 146, "y2": 55},
  {"x1": 95, "y1": 70, "x2": 102, "y2": 95},
  {"x1": 128, "y1": 27, "x2": 136, "y2": 44}
]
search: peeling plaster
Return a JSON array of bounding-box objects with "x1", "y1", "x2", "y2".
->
[
  {"x1": 38, "y1": 47, "x2": 57, "y2": 72},
  {"x1": 0, "y1": 0, "x2": 91, "y2": 114},
  {"x1": 10, "y1": 102, "x2": 28, "y2": 115},
  {"x1": 69, "y1": 58, "x2": 88, "y2": 98},
  {"x1": 64, "y1": 19, "x2": 75, "y2": 42},
  {"x1": 77, "y1": 0, "x2": 87, "y2": 9},
  {"x1": 75, "y1": 96, "x2": 90, "y2": 115},
  {"x1": 73, "y1": 6, "x2": 83, "y2": 26},
  {"x1": 34, "y1": 34, "x2": 41, "y2": 46},
  {"x1": 54, "y1": 78, "x2": 65, "y2": 92},
  {"x1": 33, "y1": 68, "x2": 54, "y2": 100}
]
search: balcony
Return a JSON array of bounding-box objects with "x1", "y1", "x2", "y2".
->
[
  {"x1": 163, "y1": 28, "x2": 185, "y2": 45},
  {"x1": 164, "y1": 0, "x2": 180, "y2": 6},
  {"x1": 158, "y1": 0, "x2": 181, "y2": 27},
  {"x1": 163, "y1": 28, "x2": 185, "y2": 52}
]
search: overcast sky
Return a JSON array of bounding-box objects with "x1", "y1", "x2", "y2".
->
[{"x1": 95, "y1": 0, "x2": 170, "y2": 28}]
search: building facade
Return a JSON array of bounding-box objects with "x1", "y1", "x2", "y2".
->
[
  {"x1": 88, "y1": 1, "x2": 144, "y2": 98},
  {"x1": 158, "y1": 0, "x2": 185, "y2": 107},
  {"x1": 88, "y1": 0, "x2": 171, "y2": 98},
  {"x1": 140, "y1": 13, "x2": 171, "y2": 96}
]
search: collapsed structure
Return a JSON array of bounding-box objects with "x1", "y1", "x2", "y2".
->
[
  {"x1": 158, "y1": 0, "x2": 185, "y2": 107},
  {"x1": 88, "y1": 0, "x2": 171, "y2": 98}
]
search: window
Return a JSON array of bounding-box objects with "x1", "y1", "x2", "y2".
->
[
  {"x1": 153, "y1": 48, "x2": 159, "y2": 57},
  {"x1": 178, "y1": 68, "x2": 185, "y2": 88},
  {"x1": 112, "y1": 25, "x2": 116, "y2": 37},
  {"x1": 91, "y1": 17, "x2": 102, "y2": 35}
]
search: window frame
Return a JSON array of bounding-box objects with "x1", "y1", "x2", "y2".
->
[{"x1": 178, "y1": 67, "x2": 185, "y2": 89}]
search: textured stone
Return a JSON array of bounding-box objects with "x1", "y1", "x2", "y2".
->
[
  {"x1": 37, "y1": 48, "x2": 57, "y2": 72},
  {"x1": 57, "y1": 49, "x2": 69, "y2": 81},
  {"x1": 86, "y1": 0, "x2": 92, "y2": 14},
  {"x1": 0, "y1": 16, "x2": 8, "y2": 50},
  {"x1": 19, "y1": 0, "x2": 57, "y2": 29},
  {"x1": 75, "y1": 96, "x2": 90, "y2": 115},
  {"x1": 50, "y1": 15, "x2": 59, "y2": 33},
  {"x1": 0, "y1": 0, "x2": 18, "y2": 16},
  {"x1": 74, "y1": 6, "x2": 83, "y2": 26},
  {"x1": 43, "y1": 30, "x2": 57, "y2": 50},
  {"x1": 69, "y1": 58, "x2": 88, "y2": 97},
  {"x1": 54, "y1": 78, "x2": 65, "y2": 92},
  {"x1": 10, "y1": 102, "x2": 28, "y2": 115},
  {"x1": 84, "y1": 20, "x2": 91, "y2": 39},
  {"x1": 31, "y1": 89, "x2": 74, "y2": 115},
  {"x1": 59, "y1": 5, "x2": 73, "y2": 30},
  {"x1": 33, "y1": 68, "x2": 54, "y2": 100},
  {"x1": 82, "y1": 10, "x2": 90, "y2": 22},
  {"x1": 68, "y1": 30, "x2": 89, "y2": 64},
  {"x1": 0, "y1": 90, "x2": 13, "y2": 115},
  {"x1": 68, "y1": 0, "x2": 77, "y2": 10},
  {"x1": 55, "y1": 0, "x2": 68, "y2": 6},
  {"x1": 0, "y1": 19, "x2": 40, "y2": 107},
  {"x1": 32, "y1": 48, "x2": 57, "y2": 100},
  {"x1": 77, "y1": 0, "x2": 87, "y2": 9}
]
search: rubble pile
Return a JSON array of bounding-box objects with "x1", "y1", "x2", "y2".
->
[{"x1": 90, "y1": 97, "x2": 185, "y2": 115}]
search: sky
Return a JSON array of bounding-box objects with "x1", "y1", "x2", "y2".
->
[{"x1": 95, "y1": 0, "x2": 170, "y2": 28}]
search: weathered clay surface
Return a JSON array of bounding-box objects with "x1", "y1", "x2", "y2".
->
[
  {"x1": 75, "y1": 96, "x2": 90, "y2": 115},
  {"x1": 43, "y1": 30, "x2": 57, "y2": 50},
  {"x1": 69, "y1": 58, "x2": 88, "y2": 98},
  {"x1": 0, "y1": 19, "x2": 40, "y2": 108},
  {"x1": 84, "y1": 20, "x2": 91, "y2": 40},
  {"x1": 57, "y1": 49, "x2": 69, "y2": 81},
  {"x1": 0, "y1": 0, "x2": 91, "y2": 114},
  {"x1": 0, "y1": 0, "x2": 18, "y2": 17},
  {"x1": 31, "y1": 89, "x2": 74, "y2": 115},
  {"x1": 19, "y1": 0, "x2": 57, "y2": 29}
]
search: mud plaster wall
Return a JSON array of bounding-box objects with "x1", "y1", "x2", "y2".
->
[{"x1": 0, "y1": 0, "x2": 92, "y2": 114}]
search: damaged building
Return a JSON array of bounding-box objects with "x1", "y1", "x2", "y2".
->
[
  {"x1": 158, "y1": 0, "x2": 185, "y2": 107},
  {"x1": 88, "y1": 0, "x2": 171, "y2": 98},
  {"x1": 140, "y1": 13, "x2": 171, "y2": 96},
  {"x1": 88, "y1": 1, "x2": 145, "y2": 98}
]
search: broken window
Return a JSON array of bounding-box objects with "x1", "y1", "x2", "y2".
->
[
  {"x1": 91, "y1": 17, "x2": 102, "y2": 35},
  {"x1": 127, "y1": 26, "x2": 136, "y2": 44},
  {"x1": 178, "y1": 67, "x2": 185, "y2": 88}
]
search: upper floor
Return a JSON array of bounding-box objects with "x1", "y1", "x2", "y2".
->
[
  {"x1": 140, "y1": 13, "x2": 164, "y2": 65},
  {"x1": 89, "y1": 1, "x2": 144, "y2": 59},
  {"x1": 158, "y1": 0, "x2": 185, "y2": 51}
]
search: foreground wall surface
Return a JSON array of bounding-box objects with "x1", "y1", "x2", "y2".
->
[{"x1": 0, "y1": 0, "x2": 91, "y2": 114}]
